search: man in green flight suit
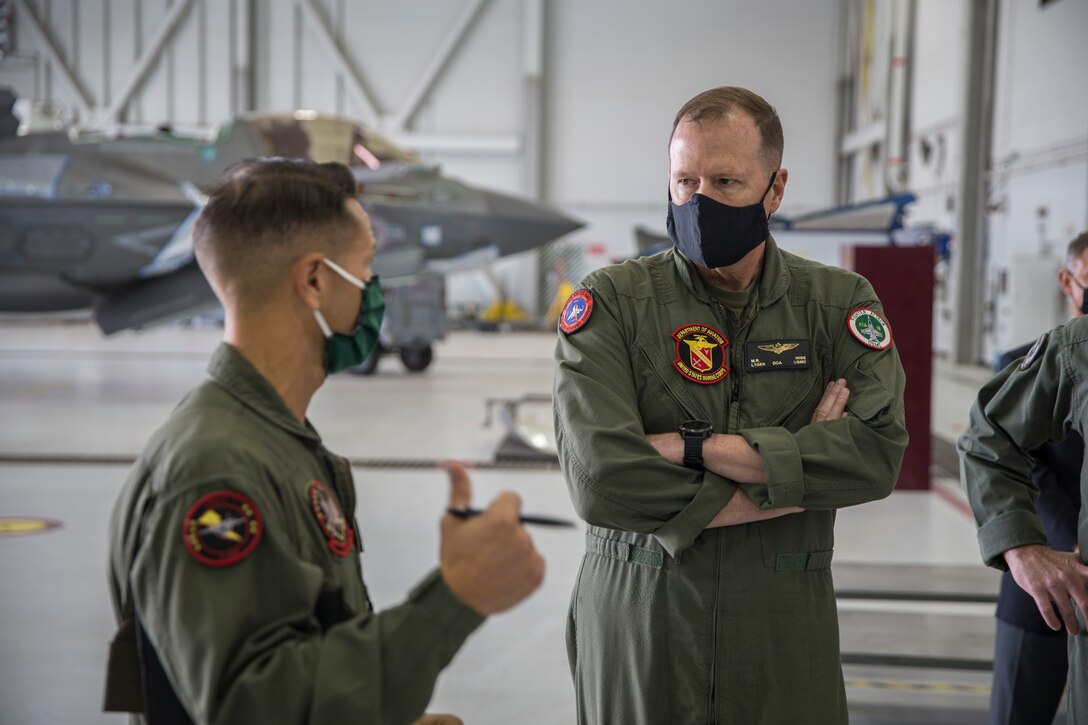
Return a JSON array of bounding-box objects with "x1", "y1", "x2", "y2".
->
[
  {"x1": 959, "y1": 317, "x2": 1088, "y2": 723},
  {"x1": 103, "y1": 159, "x2": 545, "y2": 725},
  {"x1": 553, "y1": 86, "x2": 908, "y2": 724}
]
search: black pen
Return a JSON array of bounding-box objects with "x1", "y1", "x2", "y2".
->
[{"x1": 447, "y1": 506, "x2": 575, "y2": 528}]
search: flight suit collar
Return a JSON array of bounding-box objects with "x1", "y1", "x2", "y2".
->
[
  {"x1": 206, "y1": 343, "x2": 321, "y2": 443},
  {"x1": 670, "y1": 233, "x2": 791, "y2": 308}
]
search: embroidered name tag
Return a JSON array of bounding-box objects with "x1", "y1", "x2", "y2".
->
[{"x1": 744, "y1": 340, "x2": 812, "y2": 372}]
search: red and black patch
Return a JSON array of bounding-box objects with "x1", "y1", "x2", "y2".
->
[
  {"x1": 308, "y1": 481, "x2": 355, "y2": 557},
  {"x1": 672, "y1": 323, "x2": 729, "y2": 384},
  {"x1": 559, "y1": 290, "x2": 594, "y2": 334},
  {"x1": 182, "y1": 490, "x2": 263, "y2": 567}
]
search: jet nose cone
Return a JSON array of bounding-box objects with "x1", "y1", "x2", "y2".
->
[{"x1": 479, "y1": 190, "x2": 584, "y2": 252}]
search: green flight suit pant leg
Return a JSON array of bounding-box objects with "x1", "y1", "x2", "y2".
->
[{"x1": 1071, "y1": 626, "x2": 1088, "y2": 724}]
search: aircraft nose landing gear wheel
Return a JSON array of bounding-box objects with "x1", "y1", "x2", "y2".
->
[
  {"x1": 399, "y1": 345, "x2": 433, "y2": 373},
  {"x1": 348, "y1": 347, "x2": 381, "y2": 376}
]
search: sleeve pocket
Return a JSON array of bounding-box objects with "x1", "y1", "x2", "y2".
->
[{"x1": 846, "y1": 357, "x2": 894, "y2": 422}]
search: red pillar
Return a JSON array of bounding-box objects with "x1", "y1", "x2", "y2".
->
[{"x1": 844, "y1": 244, "x2": 934, "y2": 490}]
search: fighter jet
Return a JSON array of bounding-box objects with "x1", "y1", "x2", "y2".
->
[{"x1": 0, "y1": 95, "x2": 582, "y2": 370}]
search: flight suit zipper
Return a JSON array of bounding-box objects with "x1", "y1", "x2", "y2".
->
[
  {"x1": 707, "y1": 298, "x2": 759, "y2": 722},
  {"x1": 707, "y1": 526, "x2": 723, "y2": 724},
  {"x1": 708, "y1": 302, "x2": 731, "y2": 723}
]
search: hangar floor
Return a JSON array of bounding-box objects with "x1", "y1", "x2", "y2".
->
[{"x1": 0, "y1": 320, "x2": 1069, "y2": 725}]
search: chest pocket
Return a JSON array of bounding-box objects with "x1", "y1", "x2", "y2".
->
[
  {"x1": 633, "y1": 330, "x2": 722, "y2": 433},
  {"x1": 738, "y1": 343, "x2": 830, "y2": 430}
]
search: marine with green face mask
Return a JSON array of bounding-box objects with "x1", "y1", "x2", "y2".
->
[
  {"x1": 103, "y1": 158, "x2": 545, "y2": 725},
  {"x1": 311, "y1": 257, "x2": 385, "y2": 374}
]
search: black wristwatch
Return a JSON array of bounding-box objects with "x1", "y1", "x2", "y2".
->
[{"x1": 678, "y1": 419, "x2": 713, "y2": 470}]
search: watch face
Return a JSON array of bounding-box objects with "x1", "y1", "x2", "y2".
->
[{"x1": 679, "y1": 419, "x2": 713, "y2": 437}]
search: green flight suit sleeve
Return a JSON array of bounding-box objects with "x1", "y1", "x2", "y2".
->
[
  {"x1": 554, "y1": 278, "x2": 738, "y2": 559},
  {"x1": 130, "y1": 476, "x2": 483, "y2": 725},
  {"x1": 958, "y1": 326, "x2": 1076, "y2": 569},
  {"x1": 739, "y1": 277, "x2": 908, "y2": 510}
]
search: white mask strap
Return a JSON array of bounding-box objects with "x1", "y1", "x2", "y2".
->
[
  {"x1": 323, "y1": 257, "x2": 366, "y2": 290},
  {"x1": 312, "y1": 309, "x2": 333, "y2": 338}
]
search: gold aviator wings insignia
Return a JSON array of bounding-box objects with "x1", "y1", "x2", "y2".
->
[{"x1": 758, "y1": 342, "x2": 800, "y2": 356}]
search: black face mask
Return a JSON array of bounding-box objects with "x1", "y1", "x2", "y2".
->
[
  {"x1": 1072, "y1": 277, "x2": 1088, "y2": 316},
  {"x1": 667, "y1": 171, "x2": 777, "y2": 269}
]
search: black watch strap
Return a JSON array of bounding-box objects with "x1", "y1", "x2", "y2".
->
[{"x1": 682, "y1": 434, "x2": 705, "y2": 470}]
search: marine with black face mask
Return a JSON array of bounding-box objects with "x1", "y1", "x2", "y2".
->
[
  {"x1": 103, "y1": 158, "x2": 545, "y2": 725},
  {"x1": 553, "y1": 86, "x2": 908, "y2": 724}
]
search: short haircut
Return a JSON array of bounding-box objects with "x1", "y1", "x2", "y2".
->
[
  {"x1": 194, "y1": 158, "x2": 363, "y2": 307},
  {"x1": 671, "y1": 86, "x2": 784, "y2": 172},
  {"x1": 1065, "y1": 230, "x2": 1088, "y2": 268}
]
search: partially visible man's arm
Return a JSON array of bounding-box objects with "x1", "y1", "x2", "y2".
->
[
  {"x1": 735, "y1": 279, "x2": 908, "y2": 512},
  {"x1": 959, "y1": 321, "x2": 1088, "y2": 634}
]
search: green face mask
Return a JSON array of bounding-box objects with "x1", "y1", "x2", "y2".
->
[{"x1": 312, "y1": 258, "x2": 385, "y2": 374}]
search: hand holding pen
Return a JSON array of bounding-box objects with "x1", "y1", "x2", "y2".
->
[{"x1": 438, "y1": 461, "x2": 547, "y2": 615}]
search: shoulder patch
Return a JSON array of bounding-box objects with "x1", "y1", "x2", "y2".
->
[
  {"x1": 308, "y1": 481, "x2": 355, "y2": 557},
  {"x1": 672, "y1": 323, "x2": 730, "y2": 384},
  {"x1": 847, "y1": 308, "x2": 893, "y2": 350},
  {"x1": 182, "y1": 490, "x2": 263, "y2": 567},
  {"x1": 1020, "y1": 332, "x2": 1049, "y2": 370},
  {"x1": 559, "y1": 290, "x2": 594, "y2": 334}
]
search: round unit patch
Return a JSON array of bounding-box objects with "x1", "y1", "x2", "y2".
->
[
  {"x1": 308, "y1": 481, "x2": 355, "y2": 557},
  {"x1": 182, "y1": 490, "x2": 263, "y2": 567},
  {"x1": 847, "y1": 308, "x2": 893, "y2": 350},
  {"x1": 672, "y1": 324, "x2": 729, "y2": 384},
  {"x1": 559, "y1": 290, "x2": 594, "y2": 334}
]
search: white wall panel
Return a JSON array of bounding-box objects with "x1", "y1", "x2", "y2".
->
[
  {"x1": 171, "y1": 1, "x2": 203, "y2": 126},
  {"x1": 5, "y1": 0, "x2": 1083, "y2": 334},
  {"x1": 422, "y1": 0, "x2": 522, "y2": 134},
  {"x1": 983, "y1": 0, "x2": 1088, "y2": 361},
  {"x1": 546, "y1": 0, "x2": 841, "y2": 260},
  {"x1": 992, "y1": 0, "x2": 1088, "y2": 158},
  {"x1": 134, "y1": 0, "x2": 170, "y2": 125}
]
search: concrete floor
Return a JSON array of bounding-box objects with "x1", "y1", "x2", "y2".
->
[{"x1": 0, "y1": 320, "x2": 1068, "y2": 724}]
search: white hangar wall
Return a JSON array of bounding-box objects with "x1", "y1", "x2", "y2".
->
[
  {"x1": 0, "y1": 0, "x2": 843, "y2": 321},
  {"x1": 2, "y1": 0, "x2": 1085, "y2": 357},
  {"x1": 839, "y1": 0, "x2": 1087, "y2": 363},
  {"x1": 983, "y1": 0, "x2": 1087, "y2": 362}
]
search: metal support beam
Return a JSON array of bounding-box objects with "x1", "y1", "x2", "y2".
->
[
  {"x1": 295, "y1": 0, "x2": 381, "y2": 126},
  {"x1": 12, "y1": 0, "x2": 95, "y2": 120},
  {"x1": 952, "y1": 0, "x2": 999, "y2": 365},
  {"x1": 386, "y1": 0, "x2": 489, "y2": 132},
  {"x1": 232, "y1": 0, "x2": 256, "y2": 114},
  {"x1": 106, "y1": 0, "x2": 195, "y2": 124},
  {"x1": 522, "y1": 0, "x2": 543, "y2": 200}
]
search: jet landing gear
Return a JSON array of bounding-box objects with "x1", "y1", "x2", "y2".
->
[
  {"x1": 348, "y1": 344, "x2": 434, "y2": 376},
  {"x1": 398, "y1": 345, "x2": 433, "y2": 372}
]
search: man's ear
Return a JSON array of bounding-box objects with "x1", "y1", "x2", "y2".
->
[
  {"x1": 293, "y1": 252, "x2": 327, "y2": 311},
  {"x1": 767, "y1": 168, "x2": 788, "y2": 215},
  {"x1": 1057, "y1": 268, "x2": 1074, "y2": 298}
]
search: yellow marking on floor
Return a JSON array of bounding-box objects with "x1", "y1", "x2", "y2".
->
[
  {"x1": 0, "y1": 517, "x2": 61, "y2": 536},
  {"x1": 846, "y1": 680, "x2": 990, "y2": 694}
]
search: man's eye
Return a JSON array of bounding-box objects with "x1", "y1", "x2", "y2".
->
[
  {"x1": 717, "y1": 178, "x2": 736, "y2": 186},
  {"x1": 678, "y1": 179, "x2": 695, "y2": 186}
]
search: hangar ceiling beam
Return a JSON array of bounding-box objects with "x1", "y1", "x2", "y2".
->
[
  {"x1": 105, "y1": 0, "x2": 195, "y2": 125},
  {"x1": 295, "y1": 0, "x2": 381, "y2": 126},
  {"x1": 11, "y1": 0, "x2": 94, "y2": 121},
  {"x1": 386, "y1": 0, "x2": 489, "y2": 132}
]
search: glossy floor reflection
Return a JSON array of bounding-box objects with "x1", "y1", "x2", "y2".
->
[{"x1": 0, "y1": 320, "x2": 1068, "y2": 724}]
